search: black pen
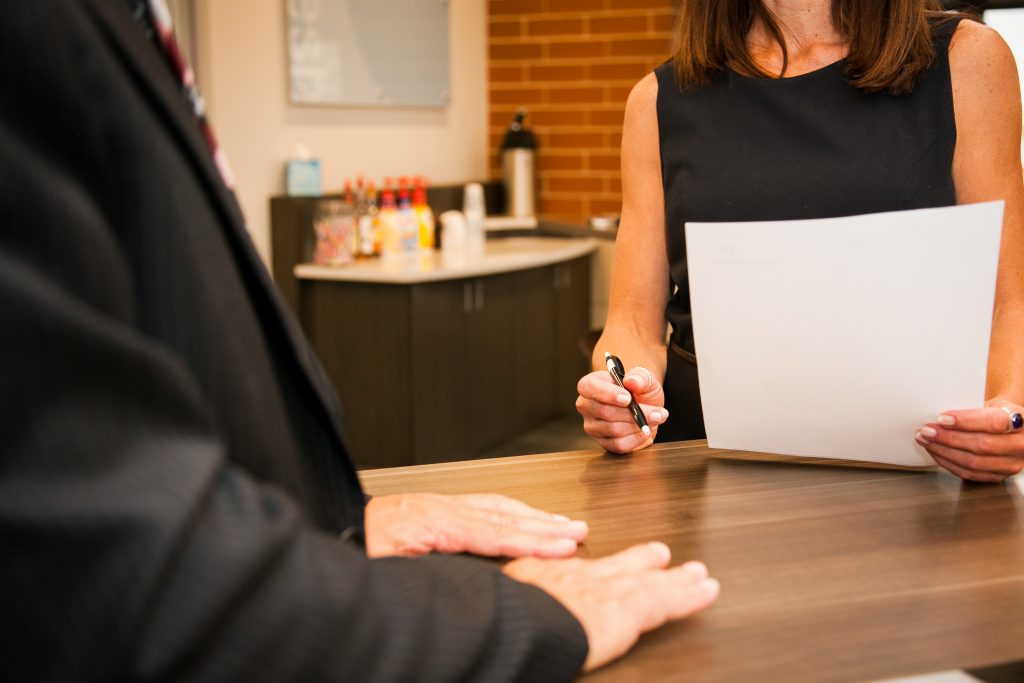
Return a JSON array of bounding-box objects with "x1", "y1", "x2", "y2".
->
[{"x1": 604, "y1": 352, "x2": 650, "y2": 436}]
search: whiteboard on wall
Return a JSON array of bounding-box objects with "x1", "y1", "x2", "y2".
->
[{"x1": 286, "y1": 0, "x2": 450, "y2": 107}]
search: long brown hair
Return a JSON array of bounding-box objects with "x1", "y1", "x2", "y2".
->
[{"x1": 671, "y1": 0, "x2": 967, "y2": 95}]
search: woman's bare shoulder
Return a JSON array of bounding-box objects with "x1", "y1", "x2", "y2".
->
[
  {"x1": 949, "y1": 17, "x2": 1018, "y2": 88},
  {"x1": 622, "y1": 72, "x2": 659, "y2": 137}
]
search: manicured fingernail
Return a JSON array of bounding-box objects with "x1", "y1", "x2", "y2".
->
[
  {"x1": 915, "y1": 431, "x2": 929, "y2": 445},
  {"x1": 568, "y1": 520, "x2": 589, "y2": 535},
  {"x1": 921, "y1": 426, "x2": 938, "y2": 439},
  {"x1": 617, "y1": 393, "x2": 631, "y2": 406},
  {"x1": 650, "y1": 411, "x2": 663, "y2": 422},
  {"x1": 700, "y1": 578, "x2": 721, "y2": 597},
  {"x1": 937, "y1": 415, "x2": 956, "y2": 426},
  {"x1": 553, "y1": 514, "x2": 571, "y2": 522}
]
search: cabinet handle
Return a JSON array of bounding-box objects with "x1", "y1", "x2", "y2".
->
[
  {"x1": 475, "y1": 280, "x2": 485, "y2": 311},
  {"x1": 554, "y1": 265, "x2": 570, "y2": 290},
  {"x1": 464, "y1": 282, "x2": 473, "y2": 313}
]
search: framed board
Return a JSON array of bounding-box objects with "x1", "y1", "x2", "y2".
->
[{"x1": 286, "y1": 0, "x2": 450, "y2": 107}]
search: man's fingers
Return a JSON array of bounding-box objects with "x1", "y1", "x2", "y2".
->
[
  {"x1": 456, "y1": 493, "x2": 575, "y2": 523},
  {"x1": 658, "y1": 567, "x2": 721, "y2": 621},
  {"x1": 469, "y1": 509, "x2": 589, "y2": 541},
  {"x1": 493, "y1": 531, "x2": 581, "y2": 559},
  {"x1": 438, "y1": 520, "x2": 581, "y2": 558},
  {"x1": 589, "y1": 542, "x2": 672, "y2": 577},
  {"x1": 936, "y1": 407, "x2": 1016, "y2": 434},
  {"x1": 612, "y1": 561, "x2": 719, "y2": 634}
]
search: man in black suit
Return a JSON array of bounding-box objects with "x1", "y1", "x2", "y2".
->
[{"x1": 0, "y1": 2, "x2": 719, "y2": 680}]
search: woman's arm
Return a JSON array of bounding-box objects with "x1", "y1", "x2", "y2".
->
[
  {"x1": 577, "y1": 73, "x2": 674, "y2": 453},
  {"x1": 593, "y1": 73, "x2": 673, "y2": 377},
  {"x1": 917, "y1": 19, "x2": 1024, "y2": 481},
  {"x1": 951, "y1": 20, "x2": 1024, "y2": 404}
]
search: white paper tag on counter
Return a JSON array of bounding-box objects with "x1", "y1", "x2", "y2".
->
[{"x1": 685, "y1": 201, "x2": 1003, "y2": 467}]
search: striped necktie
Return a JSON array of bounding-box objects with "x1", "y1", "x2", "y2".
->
[{"x1": 128, "y1": 0, "x2": 235, "y2": 188}]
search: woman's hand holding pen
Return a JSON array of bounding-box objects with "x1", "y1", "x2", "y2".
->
[
  {"x1": 915, "y1": 398, "x2": 1024, "y2": 482},
  {"x1": 576, "y1": 365, "x2": 668, "y2": 454}
]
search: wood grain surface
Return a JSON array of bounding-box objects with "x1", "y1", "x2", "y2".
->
[{"x1": 360, "y1": 441, "x2": 1024, "y2": 682}]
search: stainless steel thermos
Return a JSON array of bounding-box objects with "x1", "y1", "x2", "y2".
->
[{"x1": 500, "y1": 110, "x2": 537, "y2": 218}]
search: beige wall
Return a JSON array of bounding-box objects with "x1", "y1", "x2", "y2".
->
[{"x1": 196, "y1": 0, "x2": 489, "y2": 263}]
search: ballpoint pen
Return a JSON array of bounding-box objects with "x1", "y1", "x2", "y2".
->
[{"x1": 604, "y1": 352, "x2": 651, "y2": 436}]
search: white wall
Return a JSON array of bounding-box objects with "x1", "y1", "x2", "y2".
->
[{"x1": 195, "y1": 0, "x2": 488, "y2": 263}]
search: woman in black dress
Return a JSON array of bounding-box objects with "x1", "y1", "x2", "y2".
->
[{"x1": 576, "y1": 0, "x2": 1024, "y2": 482}]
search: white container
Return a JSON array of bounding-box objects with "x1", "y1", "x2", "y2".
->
[
  {"x1": 439, "y1": 210, "x2": 469, "y2": 267},
  {"x1": 463, "y1": 183, "x2": 486, "y2": 256}
]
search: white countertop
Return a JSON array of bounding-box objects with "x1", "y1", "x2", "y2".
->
[{"x1": 294, "y1": 236, "x2": 599, "y2": 284}]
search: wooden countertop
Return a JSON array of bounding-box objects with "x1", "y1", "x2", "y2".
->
[
  {"x1": 294, "y1": 236, "x2": 599, "y2": 284},
  {"x1": 360, "y1": 441, "x2": 1024, "y2": 682}
]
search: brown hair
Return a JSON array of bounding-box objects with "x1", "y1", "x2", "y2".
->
[{"x1": 671, "y1": 0, "x2": 968, "y2": 95}]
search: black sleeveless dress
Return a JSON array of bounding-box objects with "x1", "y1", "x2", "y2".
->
[{"x1": 653, "y1": 17, "x2": 962, "y2": 442}]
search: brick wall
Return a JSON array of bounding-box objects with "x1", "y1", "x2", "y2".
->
[{"x1": 488, "y1": 0, "x2": 678, "y2": 221}]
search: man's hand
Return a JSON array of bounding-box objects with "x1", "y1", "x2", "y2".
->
[
  {"x1": 504, "y1": 542, "x2": 719, "y2": 672},
  {"x1": 916, "y1": 399, "x2": 1024, "y2": 482},
  {"x1": 364, "y1": 492, "x2": 589, "y2": 559}
]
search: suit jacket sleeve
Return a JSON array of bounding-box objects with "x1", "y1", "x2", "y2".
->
[{"x1": 0, "y1": 3, "x2": 587, "y2": 681}]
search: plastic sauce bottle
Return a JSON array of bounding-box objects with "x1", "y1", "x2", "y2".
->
[
  {"x1": 413, "y1": 178, "x2": 436, "y2": 250},
  {"x1": 396, "y1": 186, "x2": 419, "y2": 255},
  {"x1": 357, "y1": 180, "x2": 378, "y2": 257},
  {"x1": 377, "y1": 180, "x2": 400, "y2": 258}
]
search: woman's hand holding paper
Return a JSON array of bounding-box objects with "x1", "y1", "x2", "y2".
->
[{"x1": 916, "y1": 399, "x2": 1024, "y2": 482}]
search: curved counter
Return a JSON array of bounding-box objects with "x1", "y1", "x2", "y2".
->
[
  {"x1": 294, "y1": 236, "x2": 599, "y2": 284},
  {"x1": 290, "y1": 236, "x2": 596, "y2": 469}
]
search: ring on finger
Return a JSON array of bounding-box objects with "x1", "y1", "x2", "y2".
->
[{"x1": 1000, "y1": 406, "x2": 1024, "y2": 433}]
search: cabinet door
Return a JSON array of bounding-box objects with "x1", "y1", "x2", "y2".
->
[
  {"x1": 510, "y1": 267, "x2": 556, "y2": 429},
  {"x1": 466, "y1": 274, "x2": 518, "y2": 454},
  {"x1": 410, "y1": 280, "x2": 471, "y2": 464},
  {"x1": 299, "y1": 280, "x2": 413, "y2": 469},
  {"x1": 554, "y1": 257, "x2": 592, "y2": 412}
]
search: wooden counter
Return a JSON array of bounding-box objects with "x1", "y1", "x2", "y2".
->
[{"x1": 361, "y1": 442, "x2": 1024, "y2": 682}]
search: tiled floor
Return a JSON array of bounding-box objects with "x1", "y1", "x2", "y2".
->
[{"x1": 478, "y1": 411, "x2": 596, "y2": 460}]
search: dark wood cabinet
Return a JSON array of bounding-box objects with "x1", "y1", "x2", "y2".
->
[
  {"x1": 553, "y1": 258, "x2": 591, "y2": 412},
  {"x1": 297, "y1": 256, "x2": 592, "y2": 468}
]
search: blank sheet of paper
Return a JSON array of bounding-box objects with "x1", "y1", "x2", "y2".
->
[{"x1": 686, "y1": 202, "x2": 1003, "y2": 466}]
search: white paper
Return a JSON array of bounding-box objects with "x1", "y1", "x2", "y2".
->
[{"x1": 686, "y1": 202, "x2": 1003, "y2": 467}]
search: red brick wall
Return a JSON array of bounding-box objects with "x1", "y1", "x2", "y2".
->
[{"x1": 488, "y1": 0, "x2": 678, "y2": 221}]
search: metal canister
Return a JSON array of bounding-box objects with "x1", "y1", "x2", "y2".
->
[{"x1": 500, "y1": 109, "x2": 538, "y2": 218}]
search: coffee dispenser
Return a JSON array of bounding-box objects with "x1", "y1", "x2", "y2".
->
[{"x1": 500, "y1": 109, "x2": 537, "y2": 218}]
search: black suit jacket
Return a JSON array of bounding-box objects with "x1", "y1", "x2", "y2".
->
[{"x1": 0, "y1": 2, "x2": 586, "y2": 680}]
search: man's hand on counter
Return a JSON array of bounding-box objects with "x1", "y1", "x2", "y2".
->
[
  {"x1": 504, "y1": 542, "x2": 720, "y2": 672},
  {"x1": 364, "y1": 492, "x2": 589, "y2": 559}
]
